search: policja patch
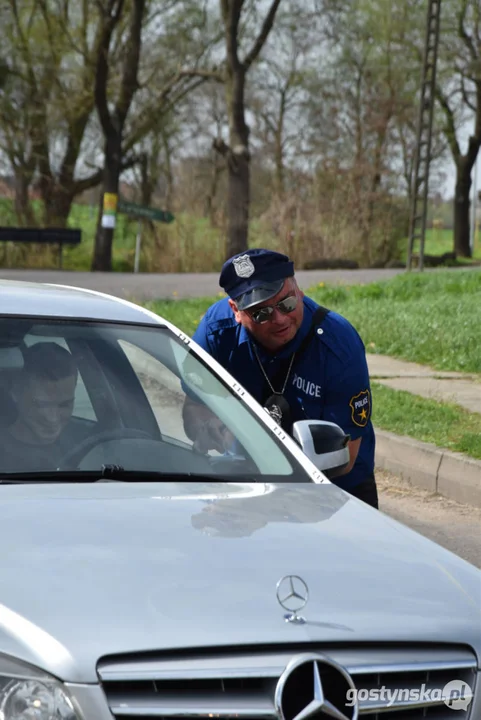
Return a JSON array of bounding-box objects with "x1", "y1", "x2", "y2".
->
[{"x1": 349, "y1": 389, "x2": 371, "y2": 427}]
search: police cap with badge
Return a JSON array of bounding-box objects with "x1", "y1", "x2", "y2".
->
[{"x1": 219, "y1": 248, "x2": 294, "y2": 310}]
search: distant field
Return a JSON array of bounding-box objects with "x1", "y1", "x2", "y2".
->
[
  {"x1": 0, "y1": 198, "x2": 139, "y2": 272},
  {"x1": 1, "y1": 196, "x2": 480, "y2": 270},
  {"x1": 401, "y1": 227, "x2": 481, "y2": 261},
  {"x1": 0, "y1": 199, "x2": 229, "y2": 272}
]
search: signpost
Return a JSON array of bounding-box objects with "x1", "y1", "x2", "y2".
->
[
  {"x1": 117, "y1": 199, "x2": 174, "y2": 224},
  {"x1": 117, "y1": 199, "x2": 175, "y2": 272}
]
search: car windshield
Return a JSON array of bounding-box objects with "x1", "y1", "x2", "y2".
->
[{"x1": 0, "y1": 318, "x2": 310, "y2": 482}]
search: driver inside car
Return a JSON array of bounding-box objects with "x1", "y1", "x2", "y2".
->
[{"x1": 0, "y1": 342, "x2": 78, "y2": 472}]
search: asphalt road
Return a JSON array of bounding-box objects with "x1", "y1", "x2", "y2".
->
[
  {"x1": 0, "y1": 267, "x2": 408, "y2": 301},
  {"x1": 377, "y1": 470, "x2": 481, "y2": 568}
]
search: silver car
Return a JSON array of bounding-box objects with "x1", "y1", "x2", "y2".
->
[{"x1": 0, "y1": 279, "x2": 479, "y2": 720}]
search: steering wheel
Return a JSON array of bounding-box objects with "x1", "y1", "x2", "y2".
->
[{"x1": 57, "y1": 428, "x2": 154, "y2": 470}]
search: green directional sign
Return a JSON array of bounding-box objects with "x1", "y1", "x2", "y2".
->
[{"x1": 117, "y1": 199, "x2": 174, "y2": 224}]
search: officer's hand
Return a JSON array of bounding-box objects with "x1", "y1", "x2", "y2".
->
[{"x1": 193, "y1": 417, "x2": 234, "y2": 454}]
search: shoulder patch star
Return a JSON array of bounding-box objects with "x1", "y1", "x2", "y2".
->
[{"x1": 349, "y1": 390, "x2": 371, "y2": 428}]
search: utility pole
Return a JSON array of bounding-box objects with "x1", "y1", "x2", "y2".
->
[{"x1": 406, "y1": 0, "x2": 442, "y2": 271}]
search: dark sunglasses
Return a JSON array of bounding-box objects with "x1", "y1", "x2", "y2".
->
[{"x1": 247, "y1": 294, "x2": 298, "y2": 324}]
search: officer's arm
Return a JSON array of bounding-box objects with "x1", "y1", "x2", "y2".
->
[
  {"x1": 322, "y1": 342, "x2": 372, "y2": 476},
  {"x1": 344, "y1": 437, "x2": 362, "y2": 475}
]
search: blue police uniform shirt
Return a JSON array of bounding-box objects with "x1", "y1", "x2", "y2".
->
[{"x1": 192, "y1": 295, "x2": 375, "y2": 491}]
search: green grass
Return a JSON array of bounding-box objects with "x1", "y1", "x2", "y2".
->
[
  {"x1": 422, "y1": 228, "x2": 456, "y2": 255},
  {"x1": 146, "y1": 270, "x2": 481, "y2": 374},
  {"x1": 0, "y1": 199, "x2": 139, "y2": 271},
  {"x1": 144, "y1": 298, "x2": 481, "y2": 459},
  {"x1": 0, "y1": 197, "x2": 16, "y2": 224},
  {"x1": 147, "y1": 271, "x2": 481, "y2": 375},
  {"x1": 144, "y1": 296, "x2": 221, "y2": 337},
  {"x1": 372, "y1": 383, "x2": 481, "y2": 459},
  {"x1": 309, "y1": 269, "x2": 481, "y2": 373},
  {"x1": 400, "y1": 227, "x2": 481, "y2": 262}
]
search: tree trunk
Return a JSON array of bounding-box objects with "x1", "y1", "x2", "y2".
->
[
  {"x1": 226, "y1": 151, "x2": 249, "y2": 258},
  {"x1": 140, "y1": 154, "x2": 152, "y2": 206},
  {"x1": 204, "y1": 155, "x2": 224, "y2": 225},
  {"x1": 218, "y1": 0, "x2": 282, "y2": 259},
  {"x1": 274, "y1": 90, "x2": 286, "y2": 197},
  {"x1": 43, "y1": 187, "x2": 75, "y2": 228},
  {"x1": 41, "y1": 115, "x2": 93, "y2": 227},
  {"x1": 274, "y1": 133, "x2": 285, "y2": 197},
  {"x1": 160, "y1": 132, "x2": 174, "y2": 212},
  {"x1": 92, "y1": 0, "x2": 146, "y2": 272},
  {"x1": 92, "y1": 134, "x2": 122, "y2": 271},
  {"x1": 436, "y1": 86, "x2": 480, "y2": 259},
  {"x1": 14, "y1": 171, "x2": 36, "y2": 226},
  {"x1": 453, "y1": 158, "x2": 473, "y2": 258},
  {"x1": 225, "y1": 71, "x2": 250, "y2": 259}
]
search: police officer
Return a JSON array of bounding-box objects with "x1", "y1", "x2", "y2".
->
[{"x1": 183, "y1": 248, "x2": 378, "y2": 508}]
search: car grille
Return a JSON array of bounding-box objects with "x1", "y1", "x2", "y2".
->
[{"x1": 97, "y1": 645, "x2": 477, "y2": 719}]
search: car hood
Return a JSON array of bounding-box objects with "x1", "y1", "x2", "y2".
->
[{"x1": 0, "y1": 481, "x2": 479, "y2": 682}]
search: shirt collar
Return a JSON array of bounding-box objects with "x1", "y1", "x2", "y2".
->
[{"x1": 238, "y1": 323, "x2": 251, "y2": 346}]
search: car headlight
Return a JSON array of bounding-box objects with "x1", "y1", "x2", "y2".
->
[{"x1": 0, "y1": 655, "x2": 80, "y2": 720}]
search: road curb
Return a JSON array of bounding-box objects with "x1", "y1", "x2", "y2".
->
[{"x1": 374, "y1": 429, "x2": 481, "y2": 508}]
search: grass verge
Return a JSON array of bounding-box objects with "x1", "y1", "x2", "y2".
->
[
  {"x1": 146, "y1": 269, "x2": 481, "y2": 373},
  {"x1": 144, "y1": 296, "x2": 220, "y2": 337},
  {"x1": 400, "y1": 227, "x2": 481, "y2": 262},
  {"x1": 308, "y1": 269, "x2": 481, "y2": 373},
  {"x1": 372, "y1": 383, "x2": 481, "y2": 460}
]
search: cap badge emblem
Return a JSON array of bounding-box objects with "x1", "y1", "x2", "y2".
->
[{"x1": 233, "y1": 254, "x2": 255, "y2": 278}]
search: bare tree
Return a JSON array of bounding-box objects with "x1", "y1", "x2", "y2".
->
[
  {"x1": 132, "y1": 111, "x2": 186, "y2": 210},
  {"x1": 0, "y1": 77, "x2": 38, "y2": 225},
  {"x1": 32, "y1": 0, "x2": 132, "y2": 227},
  {"x1": 300, "y1": 0, "x2": 448, "y2": 264},
  {"x1": 0, "y1": 0, "x2": 132, "y2": 228},
  {"x1": 436, "y1": 0, "x2": 481, "y2": 257},
  {"x1": 0, "y1": 0, "x2": 59, "y2": 225},
  {"x1": 214, "y1": 0, "x2": 284, "y2": 258},
  {"x1": 178, "y1": 83, "x2": 228, "y2": 223},
  {"x1": 91, "y1": 0, "x2": 225, "y2": 270},
  {"x1": 92, "y1": 0, "x2": 146, "y2": 271},
  {"x1": 249, "y1": 6, "x2": 316, "y2": 198}
]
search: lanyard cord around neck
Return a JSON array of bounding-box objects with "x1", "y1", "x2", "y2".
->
[
  {"x1": 249, "y1": 304, "x2": 331, "y2": 400},
  {"x1": 251, "y1": 344, "x2": 296, "y2": 396}
]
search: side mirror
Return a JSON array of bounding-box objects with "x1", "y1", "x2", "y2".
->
[{"x1": 292, "y1": 420, "x2": 350, "y2": 478}]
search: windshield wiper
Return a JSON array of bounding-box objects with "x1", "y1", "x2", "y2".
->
[{"x1": 0, "y1": 465, "x2": 233, "y2": 484}]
